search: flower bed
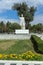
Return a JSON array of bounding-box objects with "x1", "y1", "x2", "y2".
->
[{"x1": 0, "y1": 51, "x2": 42, "y2": 60}]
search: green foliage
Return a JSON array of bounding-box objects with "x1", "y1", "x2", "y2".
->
[
  {"x1": 0, "y1": 21, "x2": 21, "y2": 33},
  {"x1": 31, "y1": 35, "x2": 43, "y2": 53},
  {"x1": 12, "y1": 23, "x2": 21, "y2": 30},
  {"x1": 12, "y1": 2, "x2": 36, "y2": 29},
  {"x1": 29, "y1": 23, "x2": 43, "y2": 33},
  {"x1": 6, "y1": 21, "x2": 12, "y2": 33},
  {"x1": 6, "y1": 22, "x2": 21, "y2": 33},
  {"x1": 36, "y1": 23, "x2": 43, "y2": 33},
  {"x1": 0, "y1": 21, "x2": 5, "y2": 33}
]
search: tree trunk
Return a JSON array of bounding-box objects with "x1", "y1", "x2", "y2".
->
[{"x1": 25, "y1": 21, "x2": 29, "y2": 29}]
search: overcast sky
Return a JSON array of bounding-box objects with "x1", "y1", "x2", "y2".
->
[{"x1": 0, "y1": 0, "x2": 43, "y2": 25}]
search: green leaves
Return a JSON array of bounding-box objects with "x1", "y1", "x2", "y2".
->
[
  {"x1": 0, "y1": 21, "x2": 21, "y2": 33},
  {"x1": 31, "y1": 35, "x2": 43, "y2": 53},
  {"x1": 12, "y1": 2, "x2": 36, "y2": 29}
]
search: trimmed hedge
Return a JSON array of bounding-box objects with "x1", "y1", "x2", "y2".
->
[{"x1": 31, "y1": 35, "x2": 43, "y2": 54}]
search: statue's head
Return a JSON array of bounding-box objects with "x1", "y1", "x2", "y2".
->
[{"x1": 21, "y1": 14, "x2": 23, "y2": 17}]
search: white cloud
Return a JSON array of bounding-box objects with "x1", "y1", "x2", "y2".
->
[
  {"x1": 0, "y1": 0, "x2": 43, "y2": 10},
  {"x1": 27, "y1": 0, "x2": 43, "y2": 6},
  {"x1": 30, "y1": 14, "x2": 43, "y2": 25},
  {"x1": 0, "y1": 0, "x2": 23, "y2": 10}
]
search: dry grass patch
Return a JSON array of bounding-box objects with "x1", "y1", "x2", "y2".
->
[{"x1": 0, "y1": 40, "x2": 16, "y2": 50}]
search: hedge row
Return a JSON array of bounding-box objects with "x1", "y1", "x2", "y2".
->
[{"x1": 31, "y1": 35, "x2": 43, "y2": 54}]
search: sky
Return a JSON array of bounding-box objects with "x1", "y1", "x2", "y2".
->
[{"x1": 0, "y1": 0, "x2": 43, "y2": 25}]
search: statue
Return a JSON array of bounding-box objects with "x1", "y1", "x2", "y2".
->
[
  {"x1": 15, "y1": 14, "x2": 29, "y2": 34},
  {"x1": 19, "y1": 14, "x2": 25, "y2": 29}
]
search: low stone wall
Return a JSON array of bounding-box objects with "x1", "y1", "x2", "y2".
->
[
  {"x1": 0, "y1": 34, "x2": 30, "y2": 40},
  {"x1": 0, "y1": 33, "x2": 43, "y2": 40}
]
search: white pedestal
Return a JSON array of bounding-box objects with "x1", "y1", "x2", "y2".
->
[{"x1": 15, "y1": 29, "x2": 29, "y2": 34}]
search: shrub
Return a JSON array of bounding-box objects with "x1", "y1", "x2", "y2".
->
[{"x1": 31, "y1": 35, "x2": 43, "y2": 53}]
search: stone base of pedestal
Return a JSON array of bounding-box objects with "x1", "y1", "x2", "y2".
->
[{"x1": 15, "y1": 29, "x2": 29, "y2": 34}]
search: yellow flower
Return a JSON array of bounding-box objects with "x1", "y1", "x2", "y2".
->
[
  {"x1": 19, "y1": 55, "x2": 21, "y2": 57},
  {"x1": 21, "y1": 54, "x2": 24, "y2": 57},
  {"x1": 0, "y1": 54, "x2": 3, "y2": 59},
  {"x1": 15, "y1": 56, "x2": 18, "y2": 58},
  {"x1": 32, "y1": 54, "x2": 35, "y2": 57},
  {"x1": 10, "y1": 54, "x2": 16, "y2": 58},
  {"x1": 3, "y1": 54, "x2": 9, "y2": 58},
  {"x1": 28, "y1": 55, "x2": 31, "y2": 58},
  {"x1": 26, "y1": 55, "x2": 31, "y2": 59},
  {"x1": 0, "y1": 51, "x2": 40, "y2": 60},
  {"x1": 31, "y1": 56, "x2": 33, "y2": 58}
]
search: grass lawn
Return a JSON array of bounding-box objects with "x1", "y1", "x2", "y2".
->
[
  {"x1": 0, "y1": 40, "x2": 34, "y2": 54},
  {"x1": 0, "y1": 39, "x2": 43, "y2": 60}
]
